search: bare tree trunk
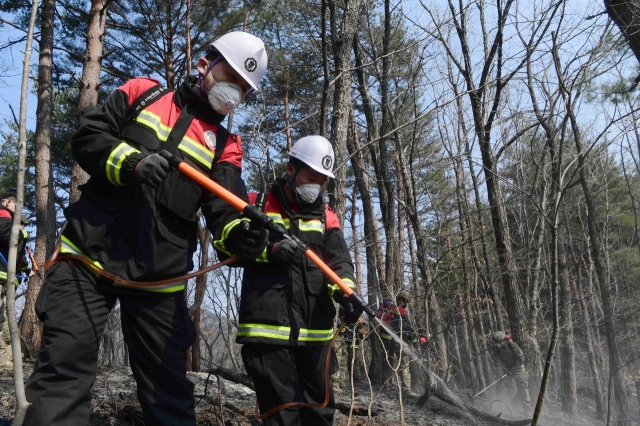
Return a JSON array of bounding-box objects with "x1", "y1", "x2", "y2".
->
[
  {"x1": 605, "y1": 0, "x2": 640, "y2": 64},
  {"x1": 566, "y1": 217, "x2": 605, "y2": 419},
  {"x1": 70, "y1": 0, "x2": 110, "y2": 204},
  {"x1": 350, "y1": 186, "x2": 362, "y2": 293},
  {"x1": 9, "y1": 1, "x2": 40, "y2": 423},
  {"x1": 328, "y1": 0, "x2": 363, "y2": 224},
  {"x1": 21, "y1": 0, "x2": 56, "y2": 359},
  {"x1": 558, "y1": 238, "x2": 577, "y2": 414},
  {"x1": 568, "y1": 75, "x2": 629, "y2": 426}
]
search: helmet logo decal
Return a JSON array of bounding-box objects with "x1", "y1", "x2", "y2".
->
[
  {"x1": 322, "y1": 155, "x2": 332, "y2": 170},
  {"x1": 245, "y1": 58, "x2": 257, "y2": 72},
  {"x1": 204, "y1": 130, "x2": 217, "y2": 151}
]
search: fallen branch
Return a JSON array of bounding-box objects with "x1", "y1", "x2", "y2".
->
[
  {"x1": 415, "y1": 386, "x2": 531, "y2": 426},
  {"x1": 434, "y1": 390, "x2": 531, "y2": 426}
]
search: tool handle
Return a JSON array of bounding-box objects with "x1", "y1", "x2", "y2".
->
[{"x1": 160, "y1": 149, "x2": 375, "y2": 318}]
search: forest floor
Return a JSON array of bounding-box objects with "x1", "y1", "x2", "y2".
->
[{"x1": 0, "y1": 362, "x2": 633, "y2": 425}]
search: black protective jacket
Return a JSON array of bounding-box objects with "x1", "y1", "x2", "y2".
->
[
  {"x1": 0, "y1": 206, "x2": 31, "y2": 283},
  {"x1": 62, "y1": 77, "x2": 247, "y2": 291},
  {"x1": 232, "y1": 179, "x2": 355, "y2": 347}
]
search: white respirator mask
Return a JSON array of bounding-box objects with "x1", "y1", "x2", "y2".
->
[
  {"x1": 295, "y1": 183, "x2": 322, "y2": 204},
  {"x1": 207, "y1": 76, "x2": 243, "y2": 115}
]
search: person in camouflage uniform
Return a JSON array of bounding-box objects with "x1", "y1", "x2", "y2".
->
[{"x1": 489, "y1": 331, "x2": 531, "y2": 408}]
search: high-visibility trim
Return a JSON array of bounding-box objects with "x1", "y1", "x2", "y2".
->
[
  {"x1": 21, "y1": 230, "x2": 28, "y2": 239},
  {"x1": 178, "y1": 135, "x2": 214, "y2": 169},
  {"x1": 60, "y1": 236, "x2": 183, "y2": 293},
  {"x1": 266, "y1": 213, "x2": 290, "y2": 229},
  {"x1": 106, "y1": 142, "x2": 141, "y2": 186},
  {"x1": 0, "y1": 271, "x2": 18, "y2": 286},
  {"x1": 112, "y1": 280, "x2": 186, "y2": 293},
  {"x1": 213, "y1": 218, "x2": 247, "y2": 255},
  {"x1": 298, "y1": 328, "x2": 334, "y2": 342},
  {"x1": 135, "y1": 109, "x2": 171, "y2": 142},
  {"x1": 347, "y1": 344, "x2": 359, "y2": 349},
  {"x1": 299, "y1": 219, "x2": 323, "y2": 233},
  {"x1": 237, "y1": 323, "x2": 291, "y2": 340},
  {"x1": 60, "y1": 235, "x2": 104, "y2": 270},
  {"x1": 381, "y1": 333, "x2": 393, "y2": 340},
  {"x1": 255, "y1": 244, "x2": 269, "y2": 263},
  {"x1": 327, "y1": 277, "x2": 354, "y2": 297}
]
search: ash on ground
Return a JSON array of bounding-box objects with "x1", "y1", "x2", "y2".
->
[{"x1": 0, "y1": 362, "x2": 618, "y2": 425}]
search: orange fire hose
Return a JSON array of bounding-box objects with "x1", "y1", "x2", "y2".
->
[
  {"x1": 44, "y1": 223, "x2": 239, "y2": 289},
  {"x1": 159, "y1": 150, "x2": 375, "y2": 318}
]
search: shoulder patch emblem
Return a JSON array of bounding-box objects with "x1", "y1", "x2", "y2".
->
[
  {"x1": 204, "y1": 130, "x2": 217, "y2": 151},
  {"x1": 322, "y1": 155, "x2": 332, "y2": 170},
  {"x1": 245, "y1": 58, "x2": 257, "y2": 72}
]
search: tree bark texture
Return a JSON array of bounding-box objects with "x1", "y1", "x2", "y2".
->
[
  {"x1": 21, "y1": 0, "x2": 56, "y2": 358},
  {"x1": 605, "y1": 0, "x2": 640, "y2": 64},
  {"x1": 70, "y1": 0, "x2": 110, "y2": 204}
]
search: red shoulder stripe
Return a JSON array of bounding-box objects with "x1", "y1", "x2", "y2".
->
[
  {"x1": 117, "y1": 77, "x2": 162, "y2": 106},
  {"x1": 325, "y1": 206, "x2": 341, "y2": 230},
  {"x1": 0, "y1": 210, "x2": 11, "y2": 219},
  {"x1": 217, "y1": 133, "x2": 243, "y2": 168}
]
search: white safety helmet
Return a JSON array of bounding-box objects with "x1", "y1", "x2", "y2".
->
[
  {"x1": 289, "y1": 136, "x2": 335, "y2": 178},
  {"x1": 210, "y1": 31, "x2": 268, "y2": 91}
]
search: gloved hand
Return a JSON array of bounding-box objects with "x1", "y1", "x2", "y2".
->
[
  {"x1": 334, "y1": 291, "x2": 364, "y2": 324},
  {"x1": 134, "y1": 153, "x2": 172, "y2": 188},
  {"x1": 227, "y1": 221, "x2": 269, "y2": 259},
  {"x1": 271, "y1": 238, "x2": 299, "y2": 263}
]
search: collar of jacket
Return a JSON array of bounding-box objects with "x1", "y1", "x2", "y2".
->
[
  {"x1": 173, "y1": 76, "x2": 227, "y2": 125},
  {"x1": 271, "y1": 178, "x2": 325, "y2": 220},
  {"x1": 0, "y1": 205, "x2": 13, "y2": 219}
]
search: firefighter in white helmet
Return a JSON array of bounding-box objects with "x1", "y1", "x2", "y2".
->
[
  {"x1": 215, "y1": 136, "x2": 362, "y2": 425},
  {"x1": 24, "y1": 32, "x2": 269, "y2": 426}
]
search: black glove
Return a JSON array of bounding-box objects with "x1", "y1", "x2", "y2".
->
[
  {"x1": 270, "y1": 238, "x2": 299, "y2": 263},
  {"x1": 226, "y1": 221, "x2": 269, "y2": 259},
  {"x1": 134, "y1": 153, "x2": 172, "y2": 188},
  {"x1": 335, "y1": 291, "x2": 364, "y2": 324}
]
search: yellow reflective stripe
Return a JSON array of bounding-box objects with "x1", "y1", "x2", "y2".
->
[
  {"x1": 381, "y1": 333, "x2": 393, "y2": 340},
  {"x1": 327, "y1": 278, "x2": 354, "y2": 297},
  {"x1": 21, "y1": 230, "x2": 28, "y2": 239},
  {"x1": 60, "y1": 235, "x2": 104, "y2": 271},
  {"x1": 106, "y1": 142, "x2": 140, "y2": 186},
  {"x1": 299, "y1": 328, "x2": 334, "y2": 342},
  {"x1": 299, "y1": 219, "x2": 323, "y2": 233},
  {"x1": 135, "y1": 110, "x2": 171, "y2": 141},
  {"x1": 61, "y1": 237, "x2": 183, "y2": 292},
  {"x1": 266, "y1": 213, "x2": 290, "y2": 229},
  {"x1": 327, "y1": 283, "x2": 340, "y2": 298},
  {"x1": 256, "y1": 244, "x2": 269, "y2": 263},
  {"x1": 0, "y1": 271, "x2": 18, "y2": 285},
  {"x1": 237, "y1": 323, "x2": 291, "y2": 340},
  {"x1": 178, "y1": 136, "x2": 214, "y2": 169},
  {"x1": 112, "y1": 281, "x2": 185, "y2": 293},
  {"x1": 213, "y1": 218, "x2": 247, "y2": 255}
]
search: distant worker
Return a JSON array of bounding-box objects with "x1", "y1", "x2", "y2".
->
[
  {"x1": 488, "y1": 331, "x2": 531, "y2": 408},
  {"x1": 0, "y1": 189, "x2": 34, "y2": 369},
  {"x1": 377, "y1": 290, "x2": 416, "y2": 394},
  {"x1": 223, "y1": 136, "x2": 362, "y2": 425},
  {"x1": 24, "y1": 32, "x2": 270, "y2": 426}
]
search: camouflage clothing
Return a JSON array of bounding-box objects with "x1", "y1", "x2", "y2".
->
[{"x1": 490, "y1": 335, "x2": 530, "y2": 406}]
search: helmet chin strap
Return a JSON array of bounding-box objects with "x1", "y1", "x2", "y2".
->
[{"x1": 198, "y1": 55, "x2": 222, "y2": 97}]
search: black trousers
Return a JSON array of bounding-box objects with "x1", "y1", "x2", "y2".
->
[
  {"x1": 24, "y1": 261, "x2": 196, "y2": 426},
  {"x1": 241, "y1": 343, "x2": 335, "y2": 426}
]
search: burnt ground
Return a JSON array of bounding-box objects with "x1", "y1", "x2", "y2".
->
[{"x1": 0, "y1": 362, "x2": 633, "y2": 425}]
